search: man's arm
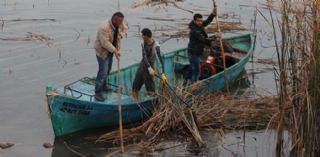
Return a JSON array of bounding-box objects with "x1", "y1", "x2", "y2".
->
[
  {"x1": 155, "y1": 46, "x2": 165, "y2": 74},
  {"x1": 203, "y1": 7, "x2": 217, "y2": 27},
  {"x1": 202, "y1": 14, "x2": 214, "y2": 27},
  {"x1": 192, "y1": 30, "x2": 211, "y2": 45},
  {"x1": 142, "y1": 44, "x2": 156, "y2": 76},
  {"x1": 155, "y1": 45, "x2": 168, "y2": 85},
  {"x1": 98, "y1": 28, "x2": 117, "y2": 53}
]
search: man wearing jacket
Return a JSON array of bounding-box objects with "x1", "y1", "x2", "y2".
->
[
  {"x1": 132, "y1": 28, "x2": 168, "y2": 100},
  {"x1": 186, "y1": 8, "x2": 218, "y2": 83},
  {"x1": 94, "y1": 12, "x2": 128, "y2": 101}
]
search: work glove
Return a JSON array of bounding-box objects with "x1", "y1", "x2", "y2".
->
[
  {"x1": 148, "y1": 67, "x2": 155, "y2": 76},
  {"x1": 161, "y1": 73, "x2": 169, "y2": 85}
]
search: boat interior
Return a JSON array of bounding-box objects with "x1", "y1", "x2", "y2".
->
[{"x1": 59, "y1": 35, "x2": 251, "y2": 102}]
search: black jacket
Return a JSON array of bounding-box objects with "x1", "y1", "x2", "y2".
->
[{"x1": 188, "y1": 14, "x2": 215, "y2": 56}]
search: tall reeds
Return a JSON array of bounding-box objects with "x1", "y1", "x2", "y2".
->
[{"x1": 267, "y1": 0, "x2": 320, "y2": 156}]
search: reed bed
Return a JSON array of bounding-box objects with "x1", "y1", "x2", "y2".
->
[{"x1": 264, "y1": 0, "x2": 320, "y2": 156}]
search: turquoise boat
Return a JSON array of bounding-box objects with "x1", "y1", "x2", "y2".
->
[{"x1": 46, "y1": 32, "x2": 254, "y2": 137}]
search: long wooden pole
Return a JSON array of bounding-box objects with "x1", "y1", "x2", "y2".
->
[
  {"x1": 116, "y1": 3, "x2": 124, "y2": 153},
  {"x1": 117, "y1": 58, "x2": 124, "y2": 153},
  {"x1": 213, "y1": 0, "x2": 229, "y2": 92}
]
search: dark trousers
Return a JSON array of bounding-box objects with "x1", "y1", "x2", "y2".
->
[
  {"x1": 132, "y1": 63, "x2": 155, "y2": 93},
  {"x1": 187, "y1": 53, "x2": 201, "y2": 83},
  {"x1": 95, "y1": 54, "x2": 113, "y2": 93}
]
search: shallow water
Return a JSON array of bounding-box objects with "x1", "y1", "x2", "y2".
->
[{"x1": 0, "y1": 0, "x2": 281, "y2": 156}]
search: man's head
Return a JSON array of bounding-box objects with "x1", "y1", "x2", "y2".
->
[
  {"x1": 141, "y1": 28, "x2": 152, "y2": 42},
  {"x1": 111, "y1": 12, "x2": 124, "y2": 27},
  {"x1": 193, "y1": 13, "x2": 203, "y2": 27}
]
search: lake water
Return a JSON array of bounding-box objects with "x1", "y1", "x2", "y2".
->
[{"x1": 0, "y1": 0, "x2": 282, "y2": 156}]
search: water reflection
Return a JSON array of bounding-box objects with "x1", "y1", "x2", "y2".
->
[
  {"x1": 51, "y1": 128, "x2": 289, "y2": 157},
  {"x1": 51, "y1": 129, "x2": 220, "y2": 157},
  {"x1": 230, "y1": 70, "x2": 252, "y2": 94},
  {"x1": 51, "y1": 128, "x2": 113, "y2": 157}
]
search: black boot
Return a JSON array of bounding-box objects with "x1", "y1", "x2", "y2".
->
[{"x1": 94, "y1": 93, "x2": 105, "y2": 101}]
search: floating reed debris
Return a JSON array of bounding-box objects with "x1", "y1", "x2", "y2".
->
[
  {"x1": 42, "y1": 142, "x2": 54, "y2": 149},
  {"x1": 97, "y1": 86, "x2": 204, "y2": 146},
  {"x1": 206, "y1": 21, "x2": 246, "y2": 32},
  {"x1": 2, "y1": 18, "x2": 56, "y2": 22},
  {"x1": 97, "y1": 84, "x2": 279, "y2": 149},
  {"x1": 0, "y1": 142, "x2": 14, "y2": 149},
  {"x1": 144, "y1": 17, "x2": 176, "y2": 21},
  {"x1": 0, "y1": 32, "x2": 53, "y2": 42},
  {"x1": 131, "y1": 0, "x2": 193, "y2": 13},
  {"x1": 255, "y1": 58, "x2": 278, "y2": 65},
  {"x1": 146, "y1": 21, "x2": 245, "y2": 44}
]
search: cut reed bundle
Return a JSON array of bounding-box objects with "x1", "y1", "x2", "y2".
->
[{"x1": 97, "y1": 85, "x2": 279, "y2": 147}]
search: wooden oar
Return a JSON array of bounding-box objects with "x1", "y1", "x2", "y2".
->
[
  {"x1": 117, "y1": 58, "x2": 124, "y2": 153},
  {"x1": 212, "y1": 0, "x2": 229, "y2": 92}
]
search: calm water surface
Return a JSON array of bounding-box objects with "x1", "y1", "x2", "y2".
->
[{"x1": 0, "y1": 0, "x2": 282, "y2": 156}]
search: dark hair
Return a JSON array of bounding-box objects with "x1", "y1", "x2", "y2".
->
[
  {"x1": 193, "y1": 13, "x2": 203, "y2": 20},
  {"x1": 112, "y1": 11, "x2": 124, "y2": 18},
  {"x1": 141, "y1": 28, "x2": 152, "y2": 38}
]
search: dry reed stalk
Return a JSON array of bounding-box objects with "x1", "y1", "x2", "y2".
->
[
  {"x1": 263, "y1": 0, "x2": 320, "y2": 156},
  {"x1": 0, "y1": 32, "x2": 52, "y2": 41},
  {"x1": 262, "y1": 0, "x2": 291, "y2": 156}
]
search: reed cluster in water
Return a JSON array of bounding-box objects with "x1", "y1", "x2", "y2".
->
[{"x1": 266, "y1": 0, "x2": 320, "y2": 156}]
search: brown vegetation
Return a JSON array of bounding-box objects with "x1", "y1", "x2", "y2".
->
[
  {"x1": 264, "y1": 0, "x2": 320, "y2": 156},
  {"x1": 97, "y1": 85, "x2": 279, "y2": 148}
]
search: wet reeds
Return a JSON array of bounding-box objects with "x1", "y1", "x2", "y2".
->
[
  {"x1": 97, "y1": 84, "x2": 279, "y2": 150},
  {"x1": 265, "y1": 0, "x2": 320, "y2": 156}
]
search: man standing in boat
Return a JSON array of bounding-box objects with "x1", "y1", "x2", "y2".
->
[
  {"x1": 132, "y1": 28, "x2": 168, "y2": 100},
  {"x1": 186, "y1": 7, "x2": 219, "y2": 84},
  {"x1": 94, "y1": 12, "x2": 128, "y2": 101}
]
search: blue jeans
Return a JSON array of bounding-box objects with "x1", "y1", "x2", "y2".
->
[
  {"x1": 187, "y1": 53, "x2": 201, "y2": 83},
  {"x1": 95, "y1": 54, "x2": 113, "y2": 93}
]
